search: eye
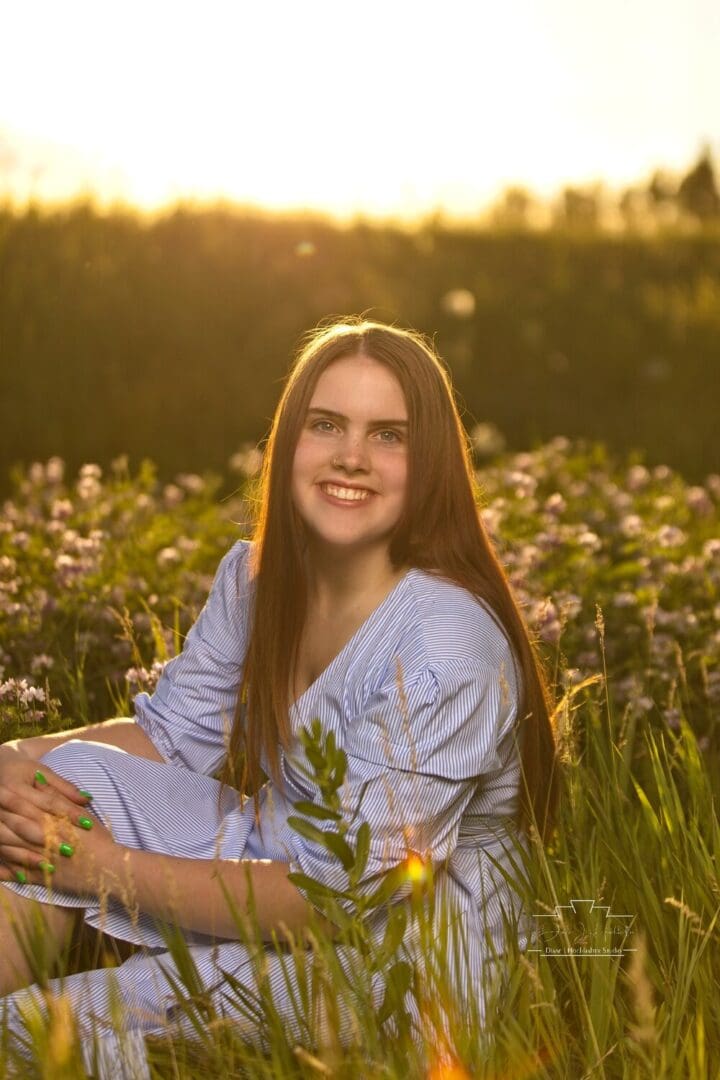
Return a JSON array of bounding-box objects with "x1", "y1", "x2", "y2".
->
[
  {"x1": 310, "y1": 419, "x2": 337, "y2": 433},
  {"x1": 376, "y1": 429, "x2": 403, "y2": 444}
]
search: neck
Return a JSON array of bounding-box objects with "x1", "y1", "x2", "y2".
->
[{"x1": 303, "y1": 544, "x2": 408, "y2": 617}]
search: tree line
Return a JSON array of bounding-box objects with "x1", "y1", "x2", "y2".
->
[{"x1": 1, "y1": 201, "x2": 718, "y2": 491}]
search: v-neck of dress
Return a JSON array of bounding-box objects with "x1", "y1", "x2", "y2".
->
[{"x1": 290, "y1": 568, "x2": 417, "y2": 714}]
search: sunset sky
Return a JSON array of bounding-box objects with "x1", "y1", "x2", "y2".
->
[{"x1": 2, "y1": 0, "x2": 718, "y2": 221}]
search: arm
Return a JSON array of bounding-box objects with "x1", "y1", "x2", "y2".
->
[
  {"x1": 1, "y1": 540, "x2": 250, "y2": 842},
  {"x1": 132, "y1": 539, "x2": 251, "y2": 774},
  {"x1": 3, "y1": 718, "x2": 164, "y2": 765},
  {"x1": 0, "y1": 809, "x2": 317, "y2": 941}
]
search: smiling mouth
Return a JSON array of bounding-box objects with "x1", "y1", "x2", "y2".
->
[{"x1": 320, "y1": 482, "x2": 373, "y2": 502}]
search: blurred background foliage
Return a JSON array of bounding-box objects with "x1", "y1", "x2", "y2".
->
[{"x1": 1, "y1": 149, "x2": 719, "y2": 493}]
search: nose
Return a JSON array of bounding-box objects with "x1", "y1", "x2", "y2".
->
[{"x1": 332, "y1": 431, "x2": 370, "y2": 472}]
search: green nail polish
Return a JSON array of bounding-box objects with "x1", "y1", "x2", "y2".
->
[
  {"x1": 39, "y1": 861, "x2": 55, "y2": 873},
  {"x1": 59, "y1": 843, "x2": 74, "y2": 858},
  {"x1": 15, "y1": 870, "x2": 27, "y2": 884},
  {"x1": 79, "y1": 790, "x2": 93, "y2": 800},
  {"x1": 78, "y1": 816, "x2": 93, "y2": 830},
  {"x1": 34, "y1": 771, "x2": 48, "y2": 785}
]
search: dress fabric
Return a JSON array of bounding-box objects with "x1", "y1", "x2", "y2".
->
[{"x1": 0, "y1": 539, "x2": 528, "y2": 1073}]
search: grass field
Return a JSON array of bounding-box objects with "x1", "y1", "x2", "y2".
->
[{"x1": 0, "y1": 439, "x2": 718, "y2": 1077}]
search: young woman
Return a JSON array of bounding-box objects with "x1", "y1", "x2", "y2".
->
[{"x1": 0, "y1": 318, "x2": 557, "y2": 1067}]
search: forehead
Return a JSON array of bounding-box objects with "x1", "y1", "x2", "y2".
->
[{"x1": 309, "y1": 354, "x2": 407, "y2": 414}]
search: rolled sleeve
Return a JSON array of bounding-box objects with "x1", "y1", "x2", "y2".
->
[
  {"x1": 133, "y1": 539, "x2": 251, "y2": 774},
  {"x1": 286, "y1": 658, "x2": 520, "y2": 914}
]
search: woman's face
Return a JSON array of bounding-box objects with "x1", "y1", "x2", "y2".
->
[{"x1": 291, "y1": 354, "x2": 409, "y2": 559}]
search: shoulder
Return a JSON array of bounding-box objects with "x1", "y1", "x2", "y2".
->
[
  {"x1": 403, "y1": 568, "x2": 515, "y2": 675},
  {"x1": 215, "y1": 538, "x2": 253, "y2": 590}
]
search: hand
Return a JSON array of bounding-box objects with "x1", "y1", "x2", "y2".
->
[
  {"x1": 0, "y1": 744, "x2": 111, "y2": 891},
  {"x1": 0, "y1": 744, "x2": 91, "y2": 814},
  {"x1": 0, "y1": 798, "x2": 121, "y2": 895}
]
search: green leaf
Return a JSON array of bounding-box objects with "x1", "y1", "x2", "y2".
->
[
  {"x1": 349, "y1": 821, "x2": 371, "y2": 886},
  {"x1": 365, "y1": 864, "x2": 407, "y2": 910},
  {"x1": 286, "y1": 872, "x2": 347, "y2": 902},
  {"x1": 378, "y1": 904, "x2": 407, "y2": 962},
  {"x1": 292, "y1": 800, "x2": 342, "y2": 822},
  {"x1": 323, "y1": 832, "x2": 355, "y2": 871},
  {"x1": 377, "y1": 960, "x2": 413, "y2": 1025},
  {"x1": 287, "y1": 815, "x2": 330, "y2": 846}
]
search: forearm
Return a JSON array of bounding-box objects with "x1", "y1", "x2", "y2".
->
[
  {"x1": 103, "y1": 848, "x2": 314, "y2": 940},
  {"x1": 3, "y1": 718, "x2": 164, "y2": 764}
]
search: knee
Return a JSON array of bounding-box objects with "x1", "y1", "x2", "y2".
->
[{"x1": 39, "y1": 740, "x2": 122, "y2": 798}]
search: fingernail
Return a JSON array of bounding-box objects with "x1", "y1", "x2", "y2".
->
[
  {"x1": 39, "y1": 861, "x2": 56, "y2": 873},
  {"x1": 15, "y1": 870, "x2": 27, "y2": 884},
  {"x1": 34, "y1": 771, "x2": 48, "y2": 785},
  {"x1": 59, "y1": 843, "x2": 74, "y2": 858},
  {"x1": 78, "y1": 816, "x2": 94, "y2": 830},
  {"x1": 79, "y1": 790, "x2": 93, "y2": 800}
]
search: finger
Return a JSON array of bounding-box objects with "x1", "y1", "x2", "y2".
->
[
  {"x1": 0, "y1": 857, "x2": 56, "y2": 885},
  {"x1": 0, "y1": 844, "x2": 56, "y2": 873},
  {"x1": 0, "y1": 810, "x2": 86, "y2": 855},
  {"x1": 0, "y1": 812, "x2": 47, "y2": 849},
  {"x1": 33, "y1": 765, "x2": 93, "y2": 806},
  {"x1": 0, "y1": 783, "x2": 94, "y2": 829}
]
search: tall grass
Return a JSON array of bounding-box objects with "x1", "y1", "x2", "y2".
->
[
  {"x1": 1, "y1": 671, "x2": 718, "y2": 1078},
  {"x1": 1, "y1": 444, "x2": 718, "y2": 1075}
]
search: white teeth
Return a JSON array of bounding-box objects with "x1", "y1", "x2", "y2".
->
[{"x1": 322, "y1": 483, "x2": 371, "y2": 502}]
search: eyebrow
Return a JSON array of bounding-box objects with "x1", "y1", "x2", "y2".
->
[{"x1": 307, "y1": 407, "x2": 408, "y2": 428}]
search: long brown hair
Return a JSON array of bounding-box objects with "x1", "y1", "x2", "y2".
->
[{"x1": 222, "y1": 317, "x2": 558, "y2": 837}]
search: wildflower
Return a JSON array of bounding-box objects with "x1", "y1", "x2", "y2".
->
[
  {"x1": 543, "y1": 492, "x2": 567, "y2": 515},
  {"x1": 157, "y1": 546, "x2": 181, "y2": 568},
  {"x1": 176, "y1": 536, "x2": 199, "y2": 555},
  {"x1": 613, "y1": 592, "x2": 639, "y2": 607},
  {"x1": 51, "y1": 498, "x2": 74, "y2": 520},
  {"x1": 125, "y1": 661, "x2": 167, "y2": 694},
  {"x1": 163, "y1": 484, "x2": 185, "y2": 507},
  {"x1": 79, "y1": 463, "x2": 102, "y2": 480},
  {"x1": 626, "y1": 465, "x2": 650, "y2": 491},
  {"x1": 504, "y1": 470, "x2": 538, "y2": 499},
  {"x1": 685, "y1": 486, "x2": 713, "y2": 515},
  {"x1": 29, "y1": 462, "x2": 46, "y2": 485},
  {"x1": 111, "y1": 454, "x2": 129, "y2": 475},
  {"x1": 469, "y1": 422, "x2": 505, "y2": 458},
  {"x1": 576, "y1": 529, "x2": 602, "y2": 553},
  {"x1": 535, "y1": 530, "x2": 562, "y2": 550},
  {"x1": 229, "y1": 445, "x2": 264, "y2": 477},
  {"x1": 620, "y1": 514, "x2": 644, "y2": 538},
  {"x1": 656, "y1": 525, "x2": 687, "y2": 548},
  {"x1": 176, "y1": 473, "x2": 205, "y2": 495},
  {"x1": 30, "y1": 654, "x2": 55, "y2": 674},
  {"x1": 702, "y1": 538, "x2": 720, "y2": 560},
  {"x1": 46, "y1": 456, "x2": 65, "y2": 484},
  {"x1": 531, "y1": 599, "x2": 562, "y2": 644},
  {"x1": 664, "y1": 707, "x2": 682, "y2": 731},
  {"x1": 21, "y1": 685, "x2": 46, "y2": 706},
  {"x1": 77, "y1": 470, "x2": 102, "y2": 501}
]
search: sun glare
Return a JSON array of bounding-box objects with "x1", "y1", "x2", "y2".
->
[{"x1": 2, "y1": 0, "x2": 717, "y2": 219}]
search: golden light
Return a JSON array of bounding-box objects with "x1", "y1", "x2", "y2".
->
[
  {"x1": 405, "y1": 852, "x2": 430, "y2": 884},
  {"x1": 2, "y1": 1, "x2": 716, "y2": 220}
]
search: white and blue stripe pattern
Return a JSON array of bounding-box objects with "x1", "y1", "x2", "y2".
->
[{"x1": 1, "y1": 539, "x2": 529, "y2": 1063}]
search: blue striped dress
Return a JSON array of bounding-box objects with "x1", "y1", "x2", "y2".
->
[{"x1": 1, "y1": 539, "x2": 528, "y2": 1072}]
